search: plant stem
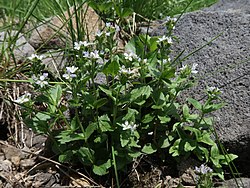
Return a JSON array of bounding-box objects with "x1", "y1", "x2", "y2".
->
[{"x1": 111, "y1": 143, "x2": 120, "y2": 188}]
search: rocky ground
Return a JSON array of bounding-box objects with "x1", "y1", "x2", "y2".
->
[{"x1": 0, "y1": 0, "x2": 249, "y2": 187}]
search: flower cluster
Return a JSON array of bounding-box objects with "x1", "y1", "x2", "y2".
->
[
  {"x1": 63, "y1": 66, "x2": 78, "y2": 80},
  {"x1": 28, "y1": 54, "x2": 44, "y2": 61},
  {"x1": 121, "y1": 121, "x2": 138, "y2": 132},
  {"x1": 14, "y1": 93, "x2": 31, "y2": 104},
  {"x1": 95, "y1": 22, "x2": 120, "y2": 38},
  {"x1": 124, "y1": 51, "x2": 138, "y2": 61},
  {"x1": 180, "y1": 63, "x2": 198, "y2": 74},
  {"x1": 207, "y1": 86, "x2": 222, "y2": 98},
  {"x1": 74, "y1": 41, "x2": 95, "y2": 50},
  {"x1": 157, "y1": 35, "x2": 173, "y2": 44},
  {"x1": 195, "y1": 164, "x2": 213, "y2": 175},
  {"x1": 32, "y1": 73, "x2": 49, "y2": 87}
]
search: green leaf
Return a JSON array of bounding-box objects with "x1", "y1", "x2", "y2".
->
[
  {"x1": 49, "y1": 85, "x2": 62, "y2": 105},
  {"x1": 200, "y1": 133, "x2": 215, "y2": 146},
  {"x1": 130, "y1": 86, "x2": 152, "y2": 102},
  {"x1": 123, "y1": 108, "x2": 139, "y2": 122},
  {"x1": 25, "y1": 112, "x2": 51, "y2": 134},
  {"x1": 99, "y1": 86, "x2": 116, "y2": 102},
  {"x1": 78, "y1": 147, "x2": 95, "y2": 164},
  {"x1": 57, "y1": 131, "x2": 85, "y2": 144},
  {"x1": 158, "y1": 115, "x2": 171, "y2": 123},
  {"x1": 70, "y1": 116, "x2": 78, "y2": 131},
  {"x1": 128, "y1": 151, "x2": 141, "y2": 158},
  {"x1": 93, "y1": 98, "x2": 108, "y2": 109},
  {"x1": 59, "y1": 150, "x2": 73, "y2": 163},
  {"x1": 188, "y1": 98, "x2": 202, "y2": 110},
  {"x1": 125, "y1": 38, "x2": 136, "y2": 54},
  {"x1": 203, "y1": 103, "x2": 225, "y2": 113},
  {"x1": 169, "y1": 139, "x2": 181, "y2": 157},
  {"x1": 141, "y1": 143, "x2": 157, "y2": 154},
  {"x1": 158, "y1": 136, "x2": 170, "y2": 148},
  {"x1": 220, "y1": 154, "x2": 238, "y2": 165},
  {"x1": 142, "y1": 113, "x2": 155, "y2": 124},
  {"x1": 183, "y1": 104, "x2": 190, "y2": 118},
  {"x1": 152, "y1": 92, "x2": 166, "y2": 109},
  {"x1": 103, "y1": 59, "x2": 120, "y2": 76},
  {"x1": 98, "y1": 115, "x2": 112, "y2": 132},
  {"x1": 184, "y1": 126, "x2": 201, "y2": 140},
  {"x1": 197, "y1": 146, "x2": 209, "y2": 162},
  {"x1": 34, "y1": 112, "x2": 51, "y2": 122},
  {"x1": 85, "y1": 123, "x2": 97, "y2": 140},
  {"x1": 93, "y1": 159, "x2": 111, "y2": 176},
  {"x1": 120, "y1": 132, "x2": 130, "y2": 147},
  {"x1": 184, "y1": 140, "x2": 196, "y2": 152},
  {"x1": 211, "y1": 144, "x2": 219, "y2": 158},
  {"x1": 94, "y1": 133, "x2": 108, "y2": 143}
]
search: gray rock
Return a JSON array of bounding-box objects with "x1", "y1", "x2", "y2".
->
[
  {"x1": 203, "y1": 0, "x2": 250, "y2": 14},
  {"x1": 41, "y1": 50, "x2": 67, "y2": 77},
  {"x1": 172, "y1": 10, "x2": 250, "y2": 175},
  {"x1": 0, "y1": 30, "x2": 35, "y2": 62},
  {"x1": 28, "y1": 22, "x2": 66, "y2": 50},
  {"x1": 218, "y1": 178, "x2": 250, "y2": 188},
  {"x1": 146, "y1": 1, "x2": 250, "y2": 175}
]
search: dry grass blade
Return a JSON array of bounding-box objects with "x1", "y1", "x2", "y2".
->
[{"x1": 0, "y1": 140, "x2": 102, "y2": 187}]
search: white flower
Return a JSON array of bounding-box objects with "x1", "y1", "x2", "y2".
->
[
  {"x1": 74, "y1": 41, "x2": 82, "y2": 50},
  {"x1": 105, "y1": 32, "x2": 111, "y2": 37},
  {"x1": 32, "y1": 73, "x2": 49, "y2": 87},
  {"x1": 106, "y1": 22, "x2": 111, "y2": 28},
  {"x1": 124, "y1": 52, "x2": 138, "y2": 61},
  {"x1": 74, "y1": 41, "x2": 94, "y2": 50},
  {"x1": 96, "y1": 30, "x2": 103, "y2": 37},
  {"x1": 14, "y1": 93, "x2": 31, "y2": 104},
  {"x1": 66, "y1": 66, "x2": 78, "y2": 73},
  {"x1": 63, "y1": 66, "x2": 78, "y2": 80},
  {"x1": 148, "y1": 131, "x2": 153, "y2": 135},
  {"x1": 81, "y1": 41, "x2": 94, "y2": 47},
  {"x1": 191, "y1": 63, "x2": 198, "y2": 74},
  {"x1": 28, "y1": 54, "x2": 43, "y2": 61},
  {"x1": 195, "y1": 164, "x2": 213, "y2": 175},
  {"x1": 165, "y1": 16, "x2": 177, "y2": 23},
  {"x1": 121, "y1": 121, "x2": 138, "y2": 132},
  {"x1": 157, "y1": 35, "x2": 172, "y2": 44},
  {"x1": 207, "y1": 86, "x2": 221, "y2": 93},
  {"x1": 142, "y1": 59, "x2": 148, "y2": 64},
  {"x1": 162, "y1": 58, "x2": 171, "y2": 64},
  {"x1": 207, "y1": 86, "x2": 217, "y2": 92},
  {"x1": 119, "y1": 65, "x2": 133, "y2": 75},
  {"x1": 180, "y1": 64, "x2": 187, "y2": 71},
  {"x1": 89, "y1": 50, "x2": 100, "y2": 59},
  {"x1": 82, "y1": 51, "x2": 90, "y2": 58},
  {"x1": 115, "y1": 25, "x2": 120, "y2": 32}
]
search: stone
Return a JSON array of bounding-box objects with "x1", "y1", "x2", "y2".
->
[
  {"x1": 20, "y1": 158, "x2": 36, "y2": 169},
  {"x1": 218, "y1": 178, "x2": 250, "y2": 188},
  {"x1": 172, "y1": 10, "x2": 250, "y2": 176},
  {"x1": 1, "y1": 145, "x2": 24, "y2": 160},
  {"x1": 41, "y1": 50, "x2": 67, "y2": 77},
  {"x1": 29, "y1": 3, "x2": 104, "y2": 50},
  {"x1": 147, "y1": 0, "x2": 250, "y2": 176},
  {"x1": 0, "y1": 159, "x2": 12, "y2": 172},
  {"x1": 11, "y1": 156, "x2": 20, "y2": 167},
  {"x1": 203, "y1": 0, "x2": 250, "y2": 13},
  {"x1": 0, "y1": 31, "x2": 35, "y2": 62}
]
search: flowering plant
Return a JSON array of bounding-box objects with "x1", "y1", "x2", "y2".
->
[{"x1": 17, "y1": 18, "x2": 237, "y2": 186}]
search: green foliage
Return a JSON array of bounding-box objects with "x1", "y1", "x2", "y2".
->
[
  {"x1": 2, "y1": 0, "x2": 238, "y2": 186},
  {"x1": 15, "y1": 18, "x2": 237, "y2": 182},
  {"x1": 89, "y1": 0, "x2": 218, "y2": 20}
]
